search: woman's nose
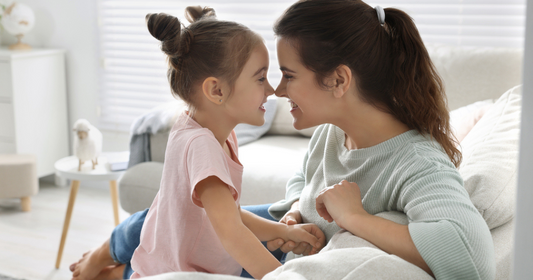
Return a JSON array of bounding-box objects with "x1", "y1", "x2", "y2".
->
[{"x1": 275, "y1": 81, "x2": 286, "y2": 97}]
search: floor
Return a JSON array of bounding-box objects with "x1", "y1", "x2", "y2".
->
[{"x1": 0, "y1": 179, "x2": 130, "y2": 280}]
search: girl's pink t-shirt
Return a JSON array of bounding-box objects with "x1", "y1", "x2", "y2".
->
[{"x1": 130, "y1": 113, "x2": 243, "y2": 278}]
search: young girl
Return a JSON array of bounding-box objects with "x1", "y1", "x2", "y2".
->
[{"x1": 128, "y1": 6, "x2": 324, "y2": 279}]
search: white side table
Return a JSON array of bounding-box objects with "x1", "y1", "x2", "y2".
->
[{"x1": 54, "y1": 155, "x2": 125, "y2": 269}]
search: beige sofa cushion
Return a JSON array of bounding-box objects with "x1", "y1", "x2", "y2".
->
[
  {"x1": 459, "y1": 85, "x2": 521, "y2": 229},
  {"x1": 239, "y1": 135, "x2": 310, "y2": 205},
  {"x1": 426, "y1": 44, "x2": 523, "y2": 111}
]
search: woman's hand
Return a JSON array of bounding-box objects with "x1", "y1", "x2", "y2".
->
[
  {"x1": 315, "y1": 180, "x2": 368, "y2": 229},
  {"x1": 286, "y1": 223, "x2": 326, "y2": 255}
]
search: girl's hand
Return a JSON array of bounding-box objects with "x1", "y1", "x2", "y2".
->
[
  {"x1": 315, "y1": 180, "x2": 368, "y2": 229},
  {"x1": 286, "y1": 223, "x2": 326, "y2": 255},
  {"x1": 267, "y1": 208, "x2": 311, "y2": 254}
]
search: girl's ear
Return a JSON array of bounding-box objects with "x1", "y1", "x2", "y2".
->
[
  {"x1": 202, "y1": 77, "x2": 225, "y2": 104},
  {"x1": 332, "y1": 65, "x2": 352, "y2": 99}
]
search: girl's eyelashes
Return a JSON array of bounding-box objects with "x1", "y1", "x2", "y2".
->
[{"x1": 258, "y1": 77, "x2": 266, "y2": 84}]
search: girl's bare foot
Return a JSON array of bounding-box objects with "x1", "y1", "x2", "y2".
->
[
  {"x1": 93, "y1": 264, "x2": 126, "y2": 280},
  {"x1": 72, "y1": 239, "x2": 117, "y2": 280},
  {"x1": 70, "y1": 251, "x2": 89, "y2": 272}
]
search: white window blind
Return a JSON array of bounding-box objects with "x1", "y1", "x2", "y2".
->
[
  {"x1": 368, "y1": 0, "x2": 527, "y2": 48},
  {"x1": 97, "y1": 0, "x2": 526, "y2": 132}
]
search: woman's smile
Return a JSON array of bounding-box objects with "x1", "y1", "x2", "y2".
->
[{"x1": 289, "y1": 100, "x2": 300, "y2": 112}]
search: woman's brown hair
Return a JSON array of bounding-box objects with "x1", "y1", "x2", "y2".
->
[
  {"x1": 146, "y1": 6, "x2": 262, "y2": 112},
  {"x1": 274, "y1": 0, "x2": 461, "y2": 167}
]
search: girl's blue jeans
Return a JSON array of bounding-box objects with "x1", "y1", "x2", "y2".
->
[{"x1": 109, "y1": 203, "x2": 285, "y2": 278}]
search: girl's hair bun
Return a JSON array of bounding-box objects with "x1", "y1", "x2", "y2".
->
[
  {"x1": 145, "y1": 13, "x2": 181, "y2": 56},
  {"x1": 185, "y1": 6, "x2": 216, "y2": 23}
]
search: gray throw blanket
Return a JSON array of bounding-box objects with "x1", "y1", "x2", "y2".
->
[{"x1": 128, "y1": 100, "x2": 184, "y2": 168}]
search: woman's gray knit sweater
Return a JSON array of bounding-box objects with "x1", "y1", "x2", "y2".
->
[{"x1": 269, "y1": 124, "x2": 495, "y2": 280}]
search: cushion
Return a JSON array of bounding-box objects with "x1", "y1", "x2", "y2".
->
[
  {"x1": 238, "y1": 135, "x2": 310, "y2": 205},
  {"x1": 234, "y1": 98, "x2": 277, "y2": 145},
  {"x1": 491, "y1": 220, "x2": 515, "y2": 280},
  {"x1": 459, "y1": 85, "x2": 521, "y2": 229},
  {"x1": 426, "y1": 44, "x2": 523, "y2": 111},
  {"x1": 449, "y1": 99, "x2": 494, "y2": 143}
]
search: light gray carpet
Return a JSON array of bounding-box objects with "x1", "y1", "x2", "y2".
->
[{"x1": 0, "y1": 274, "x2": 26, "y2": 280}]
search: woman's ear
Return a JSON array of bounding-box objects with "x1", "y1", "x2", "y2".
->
[
  {"x1": 202, "y1": 77, "x2": 225, "y2": 104},
  {"x1": 332, "y1": 65, "x2": 352, "y2": 99}
]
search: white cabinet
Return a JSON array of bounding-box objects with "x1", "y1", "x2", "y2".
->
[{"x1": 0, "y1": 48, "x2": 69, "y2": 177}]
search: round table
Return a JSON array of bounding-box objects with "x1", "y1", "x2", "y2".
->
[{"x1": 54, "y1": 155, "x2": 125, "y2": 269}]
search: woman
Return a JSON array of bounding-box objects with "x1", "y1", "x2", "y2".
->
[{"x1": 71, "y1": 1, "x2": 495, "y2": 279}]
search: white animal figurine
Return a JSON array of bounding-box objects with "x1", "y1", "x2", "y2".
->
[{"x1": 73, "y1": 119, "x2": 103, "y2": 171}]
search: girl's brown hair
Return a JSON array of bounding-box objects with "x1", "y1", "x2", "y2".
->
[
  {"x1": 146, "y1": 6, "x2": 262, "y2": 111},
  {"x1": 274, "y1": 0, "x2": 461, "y2": 167}
]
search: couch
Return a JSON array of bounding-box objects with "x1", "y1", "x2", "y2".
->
[{"x1": 118, "y1": 44, "x2": 523, "y2": 279}]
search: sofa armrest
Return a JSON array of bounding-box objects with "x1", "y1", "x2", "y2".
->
[
  {"x1": 118, "y1": 161, "x2": 163, "y2": 214},
  {"x1": 150, "y1": 131, "x2": 170, "y2": 163}
]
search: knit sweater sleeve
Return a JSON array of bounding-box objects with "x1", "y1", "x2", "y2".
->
[
  {"x1": 267, "y1": 154, "x2": 307, "y2": 220},
  {"x1": 401, "y1": 160, "x2": 495, "y2": 280},
  {"x1": 268, "y1": 125, "x2": 328, "y2": 220}
]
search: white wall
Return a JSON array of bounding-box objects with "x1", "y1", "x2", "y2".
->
[
  {"x1": 512, "y1": 0, "x2": 533, "y2": 278},
  {"x1": 0, "y1": 0, "x2": 130, "y2": 153}
]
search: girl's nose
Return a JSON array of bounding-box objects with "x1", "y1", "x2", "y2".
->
[{"x1": 265, "y1": 81, "x2": 275, "y2": 97}]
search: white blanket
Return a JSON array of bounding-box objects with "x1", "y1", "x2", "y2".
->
[{"x1": 140, "y1": 212, "x2": 433, "y2": 280}]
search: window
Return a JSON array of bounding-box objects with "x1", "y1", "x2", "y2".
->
[
  {"x1": 97, "y1": 0, "x2": 526, "y2": 132},
  {"x1": 368, "y1": 0, "x2": 526, "y2": 48}
]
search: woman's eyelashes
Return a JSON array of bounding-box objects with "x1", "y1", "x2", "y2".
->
[{"x1": 283, "y1": 74, "x2": 293, "y2": 80}]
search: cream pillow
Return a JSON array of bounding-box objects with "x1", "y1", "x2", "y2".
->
[
  {"x1": 449, "y1": 99, "x2": 494, "y2": 143},
  {"x1": 459, "y1": 85, "x2": 521, "y2": 229}
]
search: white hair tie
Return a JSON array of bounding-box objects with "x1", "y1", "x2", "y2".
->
[{"x1": 375, "y1": 6, "x2": 385, "y2": 26}]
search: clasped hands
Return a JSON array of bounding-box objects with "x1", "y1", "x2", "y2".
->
[{"x1": 267, "y1": 180, "x2": 366, "y2": 255}]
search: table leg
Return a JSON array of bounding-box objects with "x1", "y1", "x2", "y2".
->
[
  {"x1": 109, "y1": 180, "x2": 120, "y2": 226},
  {"x1": 55, "y1": 180, "x2": 80, "y2": 269},
  {"x1": 20, "y1": 197, "x2": 31, "y2": 212}
]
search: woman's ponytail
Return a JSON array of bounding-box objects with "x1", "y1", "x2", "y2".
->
[{"x1": 384, "y1": 8, "x2": 461, "y2": 167}]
